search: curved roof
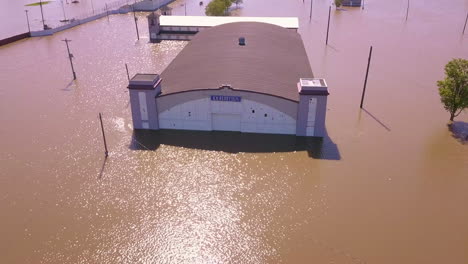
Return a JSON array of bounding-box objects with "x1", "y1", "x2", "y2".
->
[{"x1": 160, "y1": 22, "x2": 313, "y2": 101}]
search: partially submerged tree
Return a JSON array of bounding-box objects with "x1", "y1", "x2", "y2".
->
[
  {"x1": 205, "y1": 0, "x2": 228, "y2": 16},
  {"x1": 437, "y1": 58, "x2": 468, "y2": 121},
  {"x1": 334, "y1": 0, "x2": 343, "y2": 8},
  {"x1": 205, "y1": 0, "x2": 240, "y2": 16}
]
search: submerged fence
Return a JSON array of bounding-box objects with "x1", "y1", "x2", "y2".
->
[
  {"x1": 30, "y1": 0, "x2": 141, "y2": 37},
  {"x1": 29, "y1": 0, "x2": 174, "y2": 37},
  {"x1": 0, "y1": 0, "x2": 175, "y2": 44}
]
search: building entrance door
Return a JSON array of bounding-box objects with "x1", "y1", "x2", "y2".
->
[{"x1": 211, "y1": 114, "x2": 241, "y2": 131}]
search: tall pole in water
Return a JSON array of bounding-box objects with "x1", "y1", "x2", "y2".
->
[
  {"x1": 463, "y1": 11, "x2": 468, "y2": 35},
  {"x1": 309, "y1": 0, "x2": 313, "y2": 21},
  {"x1": 133, "y1": 6, "x2": 140, "y2": 40},
  {"x1": 39, "y1": 0, "x2": 46, "y2": 29},
  {"x1": 25, "y1": 10, "x2": 31, "y2": 33},
  {"x1": 326, "y1": 6, "x2": 331, "y2": 45},
  {"x1": 60, "y1": 0, "x2": 68, "y2": 22},
  {"x1": 91, "y1": 0, "x2": 95, "y2": 14},
  {"x1": 62, "y1": 38, "x2": 77, "y2": 80},
  {"x1": 360, "y1": 46, "x2": 373, "y2": 108},
  {"x1": 405, "y1": 0, "x2": 410, "y2": 21},
  {"x1": 125, "y1": 63, "x2": 130, "y2": 81},
  {"x1": 99, "y1": 113, "x2": 109, "y2": 157}
]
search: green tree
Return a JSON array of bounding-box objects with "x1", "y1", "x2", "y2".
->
[
  {"x1": 234, "y1": 0, "x2": 243, "y2": 8},
  {"x1": 437, "y1": 58, "x2": 468, "y2": 121},
  {"x1": 334, "y1": 0, "x2": 343, "y2": 8},
  {"x1": 205, "y1": 0, "x2": 231, "y2": 16}
]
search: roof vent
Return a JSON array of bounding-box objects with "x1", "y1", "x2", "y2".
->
[{"x1": 238, "y1": 37, "x2": 245, "y2": 46}]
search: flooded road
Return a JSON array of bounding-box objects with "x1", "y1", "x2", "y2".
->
[{"x1": 1, "y1": 0, "x2": 468, "y2": 263}]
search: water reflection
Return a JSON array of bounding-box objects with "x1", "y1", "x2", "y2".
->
[
  {"x1": 130, "y1": 129, "x2": 341, "y2": 160},
  {"x1": 360, "y1": 108, "x2": 391, "y2": 131},
  {"x1": 448, "y1": 121, "x2": 468, "y2": 144}
]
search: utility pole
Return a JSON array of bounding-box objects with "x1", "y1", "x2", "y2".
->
[
  {"x1": 62, "y1": 38, "x2": 76, "y2": 80},
  {"x1": 25, "y1": 10, "x2": 31, "y2": 33},
  {"x1": 360, "y1": 46, "x2": 373, "y2": 108},
  {"x1": 326, "y1": 6, "x2": 331, "y2": 45},
  {"x1": 185, "y1": 4, "x2": 187, "y2": 16},
  {"x1": 133, "y1": 6, "x2": 140, "y2": 40}
]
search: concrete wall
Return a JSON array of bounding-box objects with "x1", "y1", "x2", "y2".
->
[
  {"x1": 129, "y1": 87, "x2": 160, "y2": 130},
  {"x1": 296, "y1": 95, "x2": 328, "y2": 137},
  {"x1": 0, "y1": 32, "x2": 30, "y2": 46}
]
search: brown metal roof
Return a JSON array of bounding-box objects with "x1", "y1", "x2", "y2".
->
[{"x1": 160, "y1": 22, "x2": 313, "y2": 101}]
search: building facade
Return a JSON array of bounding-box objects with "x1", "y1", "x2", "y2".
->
[{"x1": 128, "y1": 21, "x2": 329, "y2": 137}]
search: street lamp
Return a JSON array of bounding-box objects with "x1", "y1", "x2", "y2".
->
[{"x1": 25, "y1": 0, "x2": 53, "y2": 30}]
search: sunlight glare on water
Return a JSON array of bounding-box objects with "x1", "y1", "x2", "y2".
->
[{"x1": 0, "y1": 0, "x2": 467, "y2": 263}]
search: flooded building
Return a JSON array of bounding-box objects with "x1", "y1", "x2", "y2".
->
[
  {"x1": 342, "y1": 0, "x2": 362, "y2": 7},
  {"x1": 147, "y1": 15, "x2": 299, "y2": 41},
  {"x1": 128, "y1": 21, "x2": 329, "y2": 137}
]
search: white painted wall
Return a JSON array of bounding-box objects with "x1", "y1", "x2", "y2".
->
[
  {"x1": 159, "y1": 97, "x2": 211, "y2": 131},
  {"x1": 138, "y1": 92, "x2": 149, "y2": 121},
  {"x1": 158, "y1": 96, "x2": 296, "y2": 135},
  {"x1": 306, "y1": 98, "x2": 317, "y2": 136}
]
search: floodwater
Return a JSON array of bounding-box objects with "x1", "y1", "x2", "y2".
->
[{"x1": 0, "y1": 0, "x2": 467, "y2": 263}]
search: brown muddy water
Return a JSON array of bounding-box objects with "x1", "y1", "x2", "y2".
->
[{"x1": 1, "y1": 0, "x2": 468, "y2": 263}]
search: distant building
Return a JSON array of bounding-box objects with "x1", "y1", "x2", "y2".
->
[
  {"x1": 132, "y1": 0, "x2": 174, "y2": 12},
  {"x1": 342, "y1": 0, "x2": 362, "y2": 7},
  {"x1": 147, "y1": 15, "x2": 299, "y2": 42},
  {"x1": 128, "y1": 22, "x2": 329, "y2": 137}
]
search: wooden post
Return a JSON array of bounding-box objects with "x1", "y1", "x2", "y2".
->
[
  {"x1": 360, "y1": 46, "x2": 373, "y2": 108},
  {"x1": 309, "y1": 0, "x2": 313, "y2": 21},
  {"x1": 405, "y1": 0, "x2": 410, "y2": 21},
  {"x1": 463, "y1": 11, "x2": 468, "y2": 35},
  {"x1": 25, "y1": 10, "x2": 31, "y2": 33},
  {"x1": 133, "y1": 6, "x2": 140, "y2": 40},
  {"x1": 39, "y1": 0, "x2": 46, "y2": 30},
  {"x1": 326, "y1": 6, "x2": 331, "y2": 45},
  {"x1": 91, "y1": 0, "x2": 95, "y2": 14},
  {"x1": 125, "y1": 63, "x2": 130, "y2": 81},
  {"x1": 105, "y1": 3, "x2": 109, "y2": 21},
  {"x1": 99, "y1": 113, "x2": 109, "y2": 157}
]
